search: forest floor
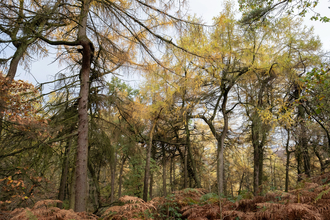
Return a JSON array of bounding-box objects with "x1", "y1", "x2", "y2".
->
[{"x1": 3, "y1": 172, "x2": 330, "y2": 220}]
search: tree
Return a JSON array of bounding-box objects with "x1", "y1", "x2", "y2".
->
[
  {"x1": 239, "y1": 0, "x2": 330, "y2": 25},
  {"x1": 31, "y1": 0, "x2": 192, "y2": 211}
]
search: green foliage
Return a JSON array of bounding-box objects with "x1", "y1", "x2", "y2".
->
[
  {"x1": 199, "y1": 193, "x2": 219, "y2": 204},
  {"x1": 108, "y1": 76, "x2": 139, "y2": 101},
  {"x1": 123, "y1": 154, "x2": 145, "y2": 198},
  {"x1": 26, "y1": 210, "x2": 38, "y2": 220},
  {"x1": 156, "y1": 194, "x2": 182, "y2": 220},
  {"x1": 315, "y1": 184, "x2": 330, "y2": 202}
]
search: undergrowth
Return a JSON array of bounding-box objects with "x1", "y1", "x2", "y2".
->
[{"x1": 4, "y1": 172, "x2": 330, "y2": 219}]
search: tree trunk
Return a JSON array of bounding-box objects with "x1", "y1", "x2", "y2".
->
[
  {"x1": 295, "y1": 146, "x2": 303, "y2": 182},
  {"x1": 238, "y1": 172, "x2": 245, "y2": 194},
  {"x1": 143, "y1": 119, "x2": 158, "y2": 201},
  {"x1": 217, "y1": 109, "x2": 229, "y2": 196},
  {"x1": 149, "y1": 144, "x2": 156, "y2": 199},
  {"x1": 170, "y1": 156, "x2": 173, "y2": 192},
  {"x1": 75, "y1": 0, "x2": 93, "y2": 212},
  {"x1": 285, "y1": 129, "x2": 291, "y2": 192},
  {"x1": 58, "y1": 140, "x2": 72, "y2": 208},
  {"x1": 69, "y1": 166, "x2": 76, "y2": 210},
  {"x1": 110, "y1": 150, "x2": 117, "y2": 203},
  {"x1": 185, "y1": 116, "x2": 202, "y2": 188},
  {"x1": 88, "y1": 160, "x2": 101, "y2": 212},
  {"x1": 313, "y1": 144, "x2": 325, "y2": 173},
  {"x1": 253, "y1": 143, "x2": 260, "y2": 195},
  {"x1": 162, "y1": 143, "x2": 167, "y2": 197},
  {"x1": 184, "y1": 145, "x2": 188, "y2": 189},
  {"x1": 118, "y1": 155, "x2": 126, "y2": 199},
  {"x1": 173, "y1": 156, "x2": 176, "y2": 191}
]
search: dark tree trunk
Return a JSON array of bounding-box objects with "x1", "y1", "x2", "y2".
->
[
  {"x1": 238, "y1": 173, "x2": 245, "y2": 194},
  {"x1": 143, "y1": 119, "x2": 158, "y2": 201},
  {"x1": 162, "y1": 143, "x2": 167, "y2": 197},
  {"x1": 285, "y1": 129, "x2": 291, "y2": 192},
  {"x1": 110, "y1": 150, "x2": 117, "y2": 203},
  {"x1": 173, "y1": 156, "x2": 176, "y2": 191},
  {"x1": 88, "y1": 161, "x2": 101, "y2": 211},
  {"x1": 170, "y1": 156, "x2": 174, "y2": 192},
  {"x1": 185, "y1": 116, "x2": 202, "y2": 188},
  {"x1": 313, "y1": 144, "x2": 325, "y2": 173},
  {"x1": 118, "y1": 155, "x2": 126, "y2": 199},
  {"x1": 149, "y1": 144, "x2": 156, "y2": 199},
  {"x1": 69, "y1": 165, "x2": 76, "y2": 210},
  {"x1": 184, "y1": 145, "x2": 188, "y2": 189},
  {"x1": 58, "y1": 140, "x2": 72, "y2": 208},
  {"x1": 74, "y1": 0, "x2": 93, "y2": 212},
  {"x1": 295, "y1": 146, "x2": 303, "y2": 182}
]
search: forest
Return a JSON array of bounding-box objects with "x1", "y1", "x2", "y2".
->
[{"x1": 1, "y1": 0, "x2": 330, "y2": 219}]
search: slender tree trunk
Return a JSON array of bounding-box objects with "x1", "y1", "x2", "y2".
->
[
  {"x1": 149, "y1": 144, "x2": 156, "y2": 199},
  {"x1": 110, "y1": 150, "x2": 117, "y2": 203},
  {"x1": 218, "y1": 110, "x2": 229, "y2": 196},
  {"x1": 296, "y1": 146, "x2": 303, "y2": 182},
  {"x1": 143, "y1": 119, "x2": 158, "y2": 201},
  {"x1": 118, "y1": 155, "x2": 126, "y2": 199},
  {"x1": 69, "y1": 165, "x2": 76, "y2": 210},
  {"x1": 88, "y1": 161, "x2": 101, "y2": 211},
  {"x1": 173, "y1": 156, "x2": 176, "y2": 191},
  {"x1": 75, "y1": 0, "x2": 93, "y2": 212},
  {"x1": 184, "y1": 145, "x2": 188, "y2": 189},
  {"x1": 185, "y1": 116, "x2": 202, "y2": 188},
  {"x1": 58, "y1": 140, "x2": 72, "y2": 208},
  {"x1": 162, "y1": 143, "x2": 167, "y2": 197},
  {"x1": 238, "y1": 172, "x2": 245, "y2": 194},
  {"x1": 285, "y1": 129, "x2": 291, "y2": 192},
  {"x1": 258, "y1": 145, "x2": 264, "y2": 188},
  {"x1": 314, "y1": 145, "x2": 325, "y2": 173},
  {"x1": 253, "y1": 144, "x2": 260, "y2": 195},
  {"x1": 170, "y1": 156, "x2": 173, "y2": 192}
]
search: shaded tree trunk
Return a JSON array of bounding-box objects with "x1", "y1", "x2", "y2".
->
[
  {"x1": 118, "y1": 155, "x2": 126, "y2": 199},
  {"x1": 184, "y1": 145, "x2": 188, "y2": 189},
  {"x1": 285, "y1": 129, "x2": 291, "y2": 192},
  {"x1": 149, "y1": 144, "x2": 156, "y2": 199},
  {"x1": 110, "y1": 150, "x2": 117, "y2": 203},
  {"x1": 75, "y1": 0, "x2": 93, "y2": 212},
  {"x1": 58, "y1": 140, "x2": 72, "y2": 208},
  {"x1": 143, "y1": 117, "x2": 159, "y2": 201},
  {"x1": 69, "y1": 166, "x2": 76, "y2": 210},
  {"x1": 162, "y1": 143, "x2": 167, "y2": 197}
]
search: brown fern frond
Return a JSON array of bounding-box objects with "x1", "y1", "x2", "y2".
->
[
  {"x1": 10, "y1": 200, "x2": 98, "y2": 220},
  {"x1": 287, "y1": 203, "x2": 322, "y2": 220},
  {"x1": 222, "y1": 210, "x2": 246, "y2": 220},
  {"x1": 102, "y1": 196, "x2": 155, "y2": 220},
  {"x1": 32, "y1": 199, "x2": 62, "y2": 209},
  {"x1": 119, "y1": 195, "x2": 145, "y2": 204}
]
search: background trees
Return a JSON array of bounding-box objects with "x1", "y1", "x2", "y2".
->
[{"x1": 0, "y1": 0, "x2": 330, "y2": 217}]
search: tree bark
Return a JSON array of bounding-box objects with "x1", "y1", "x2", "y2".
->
[
  {"x1": 149, "y1": 145, "x2": 156, "y2": 199},
  {"x1": 285, "y1": 129, "x2": 291, "y2": 192},
  {"x1": 69, "y1": 165, "x2": 76, "y2": 210},
  {"x1": 162, "y1": 143, "x2": 167, "y2": 197},
  {"x1": 110, "y1": 150, "x2": 117, "y2": 203},
  {"x1": 58, "y1": 139, "x2": 72, "y2": 208},
  {"x1": 118, "y1": 155, "x2": 126, "y2": 199},
  {"x1": 75, "y1": 0, "x2": 93, "y2": 212},
  {"x1": 143, "y1": 117, "x2": 159, "y2": 201},
  {"x1": 184, "y1": 145, "x2": 188, "y2": 189}
]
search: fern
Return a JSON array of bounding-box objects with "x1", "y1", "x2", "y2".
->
[{"x1": 315, "y1": 183, "x2": 330, "y2": 202}]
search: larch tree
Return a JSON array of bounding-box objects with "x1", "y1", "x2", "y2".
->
[{"x1": 24, "y1": 0, "x2": 194, "y2": 211}]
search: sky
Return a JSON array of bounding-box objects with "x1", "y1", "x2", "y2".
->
[{"x1": 14, "y1": 0, "x2": 330, "y2": 90}]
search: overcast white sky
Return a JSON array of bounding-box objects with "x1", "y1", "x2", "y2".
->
[{"x1": 15, "y1": 0, "x2": 330, "y2": 88}]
